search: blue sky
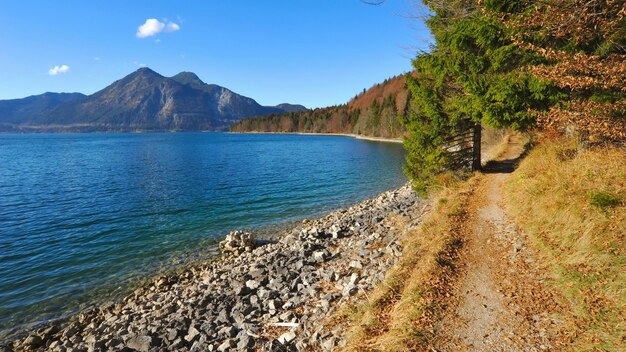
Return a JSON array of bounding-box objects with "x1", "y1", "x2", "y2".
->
[{"x1": 0, "y1": 1, "x2": 432, "y2": 108}]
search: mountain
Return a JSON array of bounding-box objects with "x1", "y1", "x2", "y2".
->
[
  {"x1": 231, "y1": 74, "x2": 409, "y2": 138},
  {"x1": 0, "y1": 68, "x2": 304, "y2": 132},
  {"x1": 0, "y1": 92, "x2": 86, "y2": 128},
  {"x1": 274, "y1": 103, "x2": 308, "y2": 113},
  {"x1": 170, "y1": 71, "x2": 206, "y2": 88}
]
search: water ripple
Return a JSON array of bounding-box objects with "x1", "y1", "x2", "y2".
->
[{"x1": 0, "y1": 132, "x2": 406, "y2": 336}]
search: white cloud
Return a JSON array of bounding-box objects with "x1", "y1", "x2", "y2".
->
[
  {"x1": 48, "y1": 65, "x2": 70, "y2": 76},
  {"x1": 136, "y1": 18, "x2": 180, "y2": 38},
  {"x1": 166, "y1": 22, "x2": 180, "y2": 32},
  {"x1": 93, "y1": 57, "x2": 101, "y2": 61}
]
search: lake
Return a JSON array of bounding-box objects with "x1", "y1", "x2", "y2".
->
[{"x1": 0, "y1": 132, "x2": 406, "y2": 336}]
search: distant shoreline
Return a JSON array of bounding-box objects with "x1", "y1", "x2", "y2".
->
[{"x1": 229, "y1": 131, "x2": 403, "y2": 144}]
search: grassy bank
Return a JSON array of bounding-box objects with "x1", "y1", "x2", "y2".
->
[
  {"x1": 506, "y1": 138, "x2": 625, "y2": 350},
  {"x1": 335, "y1": 174, "x2": 476, "y2": 351}
]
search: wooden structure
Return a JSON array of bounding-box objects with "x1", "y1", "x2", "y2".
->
[{"x1": 442, "y1": 120, "x2": 481, "y2": 171}]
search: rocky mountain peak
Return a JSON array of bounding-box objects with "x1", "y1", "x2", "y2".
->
[{"x1": 171, "y1": 72, "x2": 206, "y2": 87}]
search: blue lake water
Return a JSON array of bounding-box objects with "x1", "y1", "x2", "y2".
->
[{"x1": 0, "y1": 132, "x2": 406, "y2": 336}]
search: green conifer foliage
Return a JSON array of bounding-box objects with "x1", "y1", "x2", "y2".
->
[{"x1": 403, "y1": 0, "x2": 558, "y2": 192}]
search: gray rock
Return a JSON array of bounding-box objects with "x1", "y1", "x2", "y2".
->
[
  {"x1": 219, "y1": 231, "x2": 256, "y2": 255},
  {"x1": 125, "y1": 335, "x2": 153, "y2": 352},
  {"x1": 245, "y1": 280, "x2": 260, "y2": 290},
  {"x1": 190, "y1": 339, "x2": 208, "y2": 352},
  {"x1": 217, "y1": 308, "x2": 231, "y2": 324},
  {"x1": 234, "y1": 283, "x2": 250, "y2": 296},
  {"x1": 312, "y1": 250, "x2": 329, "y2": 263},
  {"x1": 277, "y1": 330, "x2": 296, "y2": 345},
  {"x1": 349, "y1": 260, "x2": 363, "y2": 269},
  {"x1": 268, "y1": 299, "x2": 281, "y2": 311},
  {"x1": 185, "y1": 326, "x2": 201, "y2": 342},
  {"x1": 343, "y1": 283, "x2": 358, "y2": 297},
  {"x1": 218, "y1": 325, "x2": 237, "y2": 338},
  {"x1": 217, "y1": 339, "x2": 235, "y2": 352},
  {"x1": 166, "y1": 328, "x2": 178, "y2": 341},
  {"x1": 237, "y1": 333, "x2": 255, "y2": 350},
  {"x1": 85, "y1": 334, "x2": 106, "y2": 351},
  {"x1": 349, "y1": 273, "x2": 360, "y2": 285},
  {"x1": 23, "y1": 335, "x2": 44, "y2": 348},
  {"x1": 322, "y1": 337, "x2": 337, "y2": 351}
]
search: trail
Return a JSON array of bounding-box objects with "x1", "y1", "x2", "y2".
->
[{"x1": 433, "y1": 134, "x2": 563, "y2": 351}]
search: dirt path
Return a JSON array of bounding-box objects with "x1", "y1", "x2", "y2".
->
[{"x1": 433, "y1": 134, "x2": 563, "y2": 351}]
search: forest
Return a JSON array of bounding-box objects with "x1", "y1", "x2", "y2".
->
[{"x1": 230, "y1": 75, "x2": 409, "y2": 138}]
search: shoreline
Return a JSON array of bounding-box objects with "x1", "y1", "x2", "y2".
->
[
  {"x1": 6, "y1": 184, "x2": 428, "y2": 351},
  {"x1": 229, "y1": 131, "x2": 404, "y2": 144}
]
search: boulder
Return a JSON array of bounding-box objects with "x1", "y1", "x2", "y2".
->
[
  {"x1": 219, "y1": 231, "x2": 257, "y2": 255},
  {"x1": 125, "y1": 335, "x2": 153, "y2": 352}
]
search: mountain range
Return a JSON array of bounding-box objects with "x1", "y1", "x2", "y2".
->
[{"x1": 0, "y1": 68, "x2": 307, "y2": 132}]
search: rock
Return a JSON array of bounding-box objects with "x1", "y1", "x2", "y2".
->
[
  {"x1": 245, "y1": 280, "x2": 260, "y2": 290},
  {"x1": 279, "y1": 311, "x2": 296, "y2": 322},
  {"x1": 329, "y1": 224, "x2": 343, "y2": 238},
  {"x1": 166, "y1": 328, "x2": 179, "y2": 341},
  {"x1": 190, "y1": 339, "x2": 208, "y2": 352},
  {"x1": 63, "y1": 325, "x2": 78, "y2": 338},
  {"x1": 217, "y1": 308, "x2": 231, "y2": 324},
  {"x1": 312, "y1": 250, "x2": 330, "y2": 263},
  {"x1": 218, "y1": 325, "x2": 237, "y2": 338},
  {"x1": 3, "y1": 183, "x2": 425, "y2": 351},
  {"x1": 234, "y1": 283, "x2": 250, "y2": 296},
  {"x1": 23, "y1": 335, "x2": 44, "y2": 348},
  {"x1": 185, "y1": 326, "x2": 201, "y2": 342},
  {"x1": 85, "y1": 334, "x2": 106, "y2": 350},
  {"x1": 126, "y1": 335, "x2": 153, "y2": 352},
  {"x1": 277, "y1": 331, "x2": 296, "y2": 345},
  {"x1": 343, "y1": 283, "x2": 358, "y2": 297},
  {"x1": 39, "y1": 324, "x2": 60, "y2": 337},
  {"x1": 322, "y1": 337, "x2": 337, "y2": 351},
  {"x1": 349, "y1": 260, "x2": 363, "y2": 269},
  {"x1": 106, "y1": 338, "x2": 124, "y2": 349},
  {"x1": 219, "y1": 231, "x2": 256, "y2": 255},
  {"x1": 237, "y1": 334, "x2": 255, "y2": 350},
  {"x1": 349, "y1": 273, "x2": 359, "y2": 285},
  {"x1": 268, "y1": 299, "x2": 281, "y2": 311},
  {"x1": 217, "y1": 339, "x2": 235, "y2": 352}
]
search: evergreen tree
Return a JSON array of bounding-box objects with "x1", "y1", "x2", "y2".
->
[{"x1": 403, "y1": 0, "x2": 558, "y2": 193}]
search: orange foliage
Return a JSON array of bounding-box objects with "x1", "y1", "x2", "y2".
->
[
  {"x1": 509, "y1": 1, "x2": 626, "y2": 144},
  {"x1": 348, "y1": 75, "x2": 409, "y2": 113}
]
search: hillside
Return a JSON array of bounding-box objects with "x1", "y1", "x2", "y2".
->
[
  {"x1": 0, "y1": 68, "x2": 304, "y2": 132},
  {"x1": 0, "y1": 93, "x2": 86, "y2": 131},
  {"x1": 231, "y1": 74, "x2": 409, "y2": 138}
]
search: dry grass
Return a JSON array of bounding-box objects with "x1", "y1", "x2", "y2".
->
[
  {"x1": 506, "y1": 138, "x2": 625, "y2": 350},
  {"x1": 336, "y1": 176, "x2": 477, "y2": 351}
]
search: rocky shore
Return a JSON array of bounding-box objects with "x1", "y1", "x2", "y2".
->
[{"x1": 5, "y1": 184, "x2": 428, "y2": 352}]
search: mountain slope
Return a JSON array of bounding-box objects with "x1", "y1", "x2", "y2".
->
[
  {"x1": 274, "y1": 103, "x2": 308, "y2": 113},
  {"x1": 231, "y1": 74, "x2": 409, "y2": 138},
  {"x1": 0, "y1": 92, "x2": 86, "y2": 126},
  {"x1": 0, "y1": 68, "x2": 302, "y2": 132}
]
